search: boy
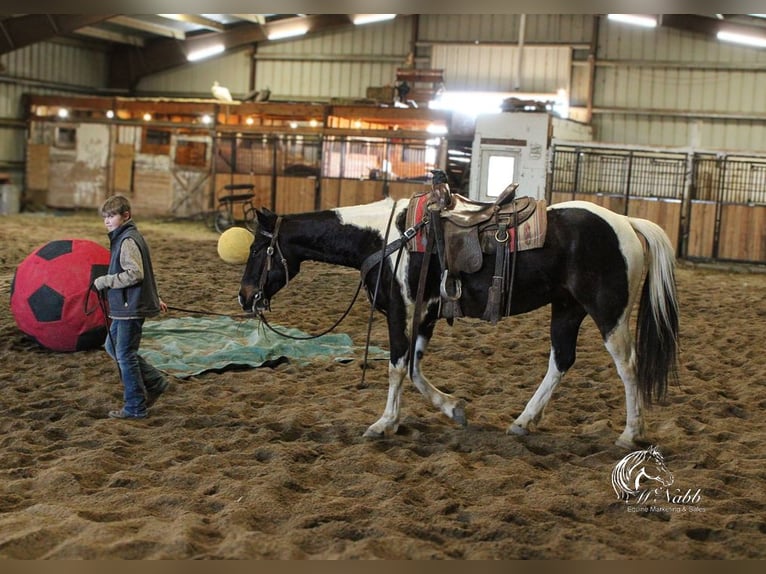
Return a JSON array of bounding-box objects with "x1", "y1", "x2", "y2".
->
[{"x1": 93, "y1": 195, "x2": 169, "y2": 419}]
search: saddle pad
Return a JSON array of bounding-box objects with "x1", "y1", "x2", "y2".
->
[
  {"x1": 406, "y1": 192, "x2": 431, "y2": 252},
  {"x1": 406, "y1": 193, "x2": 548, "y2": 254},
  {"x1": 509, "y1": 199, "x2": 548, "y2": 252}
]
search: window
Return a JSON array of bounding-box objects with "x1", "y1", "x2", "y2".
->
[
  {"x1": 142, "y1": 128, "x2": 171, "y2": 154},
  {"x1": 54, "y1": 127, "x2": 76, "y2": 149}
]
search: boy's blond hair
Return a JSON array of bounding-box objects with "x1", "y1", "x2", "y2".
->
[{"x1": 100, "y1": 195, "x2": 131, "y2": 217}]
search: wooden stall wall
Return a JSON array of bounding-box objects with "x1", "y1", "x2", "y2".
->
[
  {"x1": 170, "y1": 134, "x2": 213, "y2": 218},
  {"x1": 388, "y1": 181, "x2": 429, "y2": 201},
  {"x1": 275, "y1": 177, "x2": 317, "y2": 214},
  {"x1": 717, "y1": 204, "x2": 766, "y2": 262},
  {"x1": 25, "y1": 143, "x2": 50, "y2": 207},
  {"x1": 687, "y1": 155, "x2": 766, "y2": 263},
  {"x1": 26, "y1": 122, "x2": 110, "y2": 210},
  {"x1": 551, "y1": 146, "x2": 766, "y2": 264},
  {"x1": 112, "y1": 144, "x2": 134, "y2": 195},
  {"x1": 685, "y1": 202, "x2": 717, "y2": 259},
  {"x1": 132, "y1": 154, "x2": 173, "y2": 217},
  {"x1": 25, "y1": 98, "x2": 448, "y2": 223}
]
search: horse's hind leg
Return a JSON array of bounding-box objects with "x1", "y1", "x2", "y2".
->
[
  {"x1": 604, "y1": 318, "x2": 646, "y2": 449},
  {"x1": 509, "y1": 299, "x2": 586, "y2": 436}
]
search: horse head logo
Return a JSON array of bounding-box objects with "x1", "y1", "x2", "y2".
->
[{"x1": 611, "y1": 445, "x2": 674, "y2": 501}]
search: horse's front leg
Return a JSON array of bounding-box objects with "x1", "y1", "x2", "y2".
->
[
  {"x1": 407, "y1": 302, "x2": 467, "y2": 426},
  {"x1": 409, "y1": 327, "x2": 467, "y2": 427},
  {"x1": 362, "y1": 355, "x2": 408, "y2": 438}
]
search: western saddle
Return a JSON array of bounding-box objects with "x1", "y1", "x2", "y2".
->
[{"x1": 410, "y1": 170, "x2": 545, "y2": 324}]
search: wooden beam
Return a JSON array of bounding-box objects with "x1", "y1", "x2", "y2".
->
[
  {"x1": 108, "y1": 16, "x2": 185, "y2": 40},
  {"x1": 75, "y1": 25, "x2": 145, "y2": 46},
  {"x1": 0, "y1": 14, "x2": 117, "y2": 55},
  {"x1": 232, "y1": 14, "x2": 267, "y2": 25},
  {"x1": 156, "y1": 14, "x2": 225, "y2": 33}
]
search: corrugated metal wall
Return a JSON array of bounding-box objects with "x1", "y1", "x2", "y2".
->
[
  {"x1": 137, "y1": 17, "x2": 415, "y2": 100},
  {"x1": 0, "y1": 41, "x2": 107, "y2": 189},
  {"x1": 431, "y1": 44, "x2": 571, "y2": 93},
  {"x1": 6, "y1": 14, "x2": 766, "y2": 191},
  {"x1": 135, "y1": 49, "x2": 253, "y2": 97},
  {"x1": 254, "y1": 19, "x2": 414, "y2": 100},
  {"x1": 594, "y1": 18, "x2": 766, "y2": 150},
  {"x1": 417, "y1": 14, "x2": 593, "y2": 44}
]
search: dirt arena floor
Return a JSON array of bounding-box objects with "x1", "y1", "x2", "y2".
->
[{"x1": 0, "y1": 210, "x2": 764, "y2": 559}]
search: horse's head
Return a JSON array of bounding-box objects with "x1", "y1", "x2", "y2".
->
[{"x1": 238, "y1": 208, "x2": 291, "y2": 314}]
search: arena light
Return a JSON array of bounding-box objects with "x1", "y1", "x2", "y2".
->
[
  {"x1": 716, "y1": 30, "x2": 766, "y2": 48},
  {"x1": 352, "y1": 14, "x2": 396, "y2": 26},
  {"x1": 426, "y1": 123, "x2": 448, "y2": 135},
  {"x1": 266, "y1": 25, "x2": 308, "y2": 41},
  {"x1": 186, "y1": 43, "x2": 225, "y2": 62},
  {"x1": 607, "y1": 14, "x2": 657, "y2": 28}
]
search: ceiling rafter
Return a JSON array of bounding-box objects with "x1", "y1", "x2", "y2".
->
[
  {"x1": 108, "y1": 14, "x2": 353, "y2": 91},
  {"x1": 156, "y1": 14, "x2": 226, "y2": 33},
  {"x1": 75, "y1": 25, "x2": 145, "y2": 47},
  {"x1": 232, "y1": 14, "x2": 267, "y2": 25},
  {"x1": 107, "y1": 15, "x2": 185, "y2": 40},
  {"x1": 0, "y1": 14, "x2": 117, "y2": 55}
]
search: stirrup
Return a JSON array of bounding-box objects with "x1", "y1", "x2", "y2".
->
[{"x1": 439, "y1": 270, "x2": 462, "y2": 301}]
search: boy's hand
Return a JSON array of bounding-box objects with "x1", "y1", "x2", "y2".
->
[{"x1": 93, "y1": 276, "x2": 108, "y2": 291}]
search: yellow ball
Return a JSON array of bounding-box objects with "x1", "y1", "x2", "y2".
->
[{"x1": 217, "y1": 226, "x2": 254, "y2": 265}]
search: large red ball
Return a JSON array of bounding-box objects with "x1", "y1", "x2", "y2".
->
[{"x1": 10, "y1": 239, "x2": 110, "y2": 352}]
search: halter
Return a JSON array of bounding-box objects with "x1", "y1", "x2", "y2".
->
[{"x1": 253, "y1": 216, "x2": 288, "y2": 312}]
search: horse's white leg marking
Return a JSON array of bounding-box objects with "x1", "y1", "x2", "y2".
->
[
  {"x1": 409, "y1": 334, "x2": 467, "y2": 426},
  {"x1": 605, "y1": 321, "x2": 646, "y2": 449},
  {"x1": 363, "y1": 357, "x2": 407, "y2": 438},
  {"x1": 509, "y1": 350, "x2": 563, "y2": 435}
]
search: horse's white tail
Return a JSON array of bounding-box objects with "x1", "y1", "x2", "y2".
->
[{"x1": 628, "y1": 217, "x2": 680, "y2": 405}]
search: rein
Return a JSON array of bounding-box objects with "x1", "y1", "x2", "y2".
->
[
  {"x1": 250, "y1": 214, "x2": 366, "y2": 341},
  {"x1": 254, "y1": 281, "x2": 364, "y2": 340}
]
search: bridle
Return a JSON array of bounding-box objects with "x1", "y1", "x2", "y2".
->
[
  {"x1": 251, "y1": 216, "x2": 288, "y2": 314},
  {"x1": 247, "y1": 203, "x2": 426, "y2": 348},
  {"x1": 247, "y1": 215, "x2": 365, "y2": 341}
]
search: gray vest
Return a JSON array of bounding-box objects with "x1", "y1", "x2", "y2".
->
[{"x1": 106, "y1": 221, "x2": 161, "y2": 318}]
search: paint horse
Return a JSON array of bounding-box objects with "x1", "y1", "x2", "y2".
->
[{"x1": 238, "y1": 179, "x2": 679, "y2": 449}]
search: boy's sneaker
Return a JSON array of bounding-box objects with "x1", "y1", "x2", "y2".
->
[
  {"x1": 146, "y1": 380, "x2": 169, "y2": 408},
  {"x1": 108, "y1": 408, "x2": 147, "y2": 420}
]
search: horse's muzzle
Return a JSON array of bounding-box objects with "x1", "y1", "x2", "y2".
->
[{"x1": 239, "y1": 289, "x2": 270, "y2": 314}]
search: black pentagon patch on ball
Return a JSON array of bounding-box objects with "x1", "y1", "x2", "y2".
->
[
  {"x1": 29, "y1": 284, "x2": 65, "y2": 322},
  {"x1": 76, "y1": 326, "x2": 107, "y2": 351},
  {"x1": 37, "y1": 240, "x2": 73, "y2": 261}
]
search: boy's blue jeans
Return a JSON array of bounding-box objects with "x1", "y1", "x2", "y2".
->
[{"x1": 105, "y1": 318, "x2": 166, "y2": 416}]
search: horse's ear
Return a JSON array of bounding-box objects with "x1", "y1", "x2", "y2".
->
[{"x1": 255, "y1": 208, "x2": 277, "y2": 228}]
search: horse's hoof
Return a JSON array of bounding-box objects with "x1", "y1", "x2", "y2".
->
[
  {"x1": 451, "y1": 400, "x2": 467, "y2": 427},
  {"x1": 362, "y1": 427, "x2": 385, "y2": 439},
  {"x1": 507, "y1": 423, "x2": 529, "y2": 436}
]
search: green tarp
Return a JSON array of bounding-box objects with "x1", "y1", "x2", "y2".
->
[{"x1": 139, "y1": 316, "x2": 387, "y2": 378}]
